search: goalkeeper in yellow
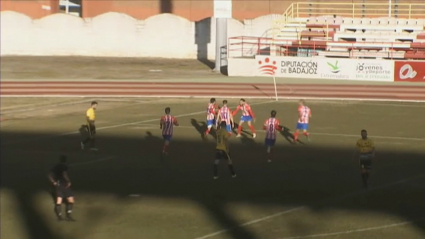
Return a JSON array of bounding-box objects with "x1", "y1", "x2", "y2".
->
[{"x1": 214, "y1": 121, "x2": 237, "y2": 179}]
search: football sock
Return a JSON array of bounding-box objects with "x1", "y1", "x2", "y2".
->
[
  {"x1": 303, "y1": 132, "x2": 309, "y2": 136},
  {"x1": 66, "y1": 203, "x2": 73, "y2": 215},
  {"x1": 294, "y1": 132, "x2": 299, "y2": 141},
  {"x1": 55, "y1": 204, "x2": 62, "y2": 216},
  {"x1": 205, "y1": 128, "x2": 211, "y2": 134},
  {"x1": 90, "y1": 138, "x2": 96, "y2": 147},
  {"x1": 237, "y1": 126, "x2": 242, "y2": 134},
  {"x1": 361, "y1": 173, "x2": 367, "y2": 183},
  {"x1": 228, "y1": 165, "x2": 236, "y2": 175},
  {"x1": 248, "y1": 125, "x2": 256, "y2": 133},
  {"x1": 214, "y1": 165, "x2": 218, "y2": 177},
  {"x1": 163, "y1": 144, "x2": 168, "y2": 152}
]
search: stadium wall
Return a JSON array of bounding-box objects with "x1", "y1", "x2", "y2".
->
[{"x1": 0, "y1": 11, "x2": 281, "y2": 59}]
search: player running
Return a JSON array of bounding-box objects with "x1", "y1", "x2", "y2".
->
[
  {"x1": 216, "y1": 100, "x2": 234, "y2": 135},
  {"x1": 48, "y1": 155, "x2": 75, "y2": 221},
  {"x1": 354, "y1": 129, "x2": 375, "y2": 189},
  {"x1": 205, "y1": 98, "x2": 218, "y2": 136},
  {"x1": 263, "y1": 110, "x2": 283, "y2": 163},
  {"x1": 214, "y1": 121, "x2": 237, "y2": 179},
  {"x1": 160, "y1": 107, "x2": 179, "y2": 155},
  {"x1": 293, "y1": 99, "x2": 312, "y2": 143},
  {"x1": 232, "y1": 98, "x2": 256, "y2": 138}
]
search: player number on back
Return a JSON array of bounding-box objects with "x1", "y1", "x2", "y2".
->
[{"x1": 269, "y1": 124, "x2": 273, "y2": 132}]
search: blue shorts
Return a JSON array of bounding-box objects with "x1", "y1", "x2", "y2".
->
[
  {"x1": 163, "y1": 135, "x2": 172, "y2": 141},
  {"x1": 296, "y1": 123, "x2": 309, "y2": 130},
  {"x1": 225, "y1": 124, "x2": 232, "y2": 133},
  {"x1": 241, "y1": 116, "x2": 253, "y2": 122},
  {"x1": 207, "y1": 119, "x2": 216, "y2": 127},
  {"x1": 265, "y1": 138, "x2": 276, "y2": 147}
]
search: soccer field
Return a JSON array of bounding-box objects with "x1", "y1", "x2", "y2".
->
[{"x1": 1, "y1": 97, "x2": 424, "y2": 239}]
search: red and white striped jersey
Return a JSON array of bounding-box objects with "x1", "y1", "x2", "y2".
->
[
  {"x1": 219, "y1": 106, "x2": 231, "y2": 125},
  {"x1": 263, "y1": 117, "x2": 281, "y2": 139},
  {"x1": 298, "y1": 106, "x2": 311, "y2": 124},
  {"x1": 161, "y1": 115, "x2": 177, "y2": 135},
  {"x1": 233, "y1": 103, "x2": 255, "y2": 117},
  {"x1": 206, "y1": 103, "x2": 216, "y2": 120}
]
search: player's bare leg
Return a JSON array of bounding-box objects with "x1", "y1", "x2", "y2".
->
[
  {"x1": 236, "y1": 120, "x2": 244, "y2": 137},
  {"x1": 66, "y1": 197, "x2": 75, "y2": 221},
  {"x1": 293, "y1": 129, "x2": 300, "y2": 143},
  {"x1": 55, "y1": 197, "x2": 63, "y2": 221},
  {"x1": 303, "y1": 130, "x2": 310, "y2": 141},
  {"x1": 247, "y1": 121, "x2": 256, "y2": 138},
  {"x1": 205, "y1": 125, "x2": 212, "y2": 136},
  {"x1": 163, "y1": 140, "x2": 170, "y2": 155}
]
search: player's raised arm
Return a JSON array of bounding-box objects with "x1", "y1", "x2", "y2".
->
[
  {"x1": 229, "y1": 109, "x2": 234, "y2": 128},
  {"x1": 232, "y1": 105, "x2": 241, "y2": 116}
]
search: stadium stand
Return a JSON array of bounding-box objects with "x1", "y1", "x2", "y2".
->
[{"x1": 272, "y1": 2, "x2": 425, "y2": 60}]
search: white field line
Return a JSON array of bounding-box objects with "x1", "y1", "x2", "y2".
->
[
  {"x1": 0, "y1": 100, "x2": 275, "y2": 145},
  {"x1": 278, "y1": 217, "x2": 425, "y2": 239},
  {"x1": 193, "y1": 174, "x2": 425, "y2": 239},
  {"x1": 1, "y1": 99, "x2": 92, "y2": 114},
  {"x1": 1, "y1": 95, "x2": 425, "y2": 103}
]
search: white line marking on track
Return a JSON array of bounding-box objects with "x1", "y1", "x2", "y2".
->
[
  {"x1": 1, "y1": 95, "x2": 425, "y2": 102},
  {"x1": 1, "y1": 100, "x2": 275, "y2": 145},
  {"x1": 193, "y1": 174, "x2": 425, "y2": 239},
  {"x1": 278, "y1": 217, "x2": 425, "y2": 239},
  {"x1": 70, "y1": 156, "x2": 115, "y2": 167}
]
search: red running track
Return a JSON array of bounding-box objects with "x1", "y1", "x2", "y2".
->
[{"x1": 1, "y1": 81, "x2": 425, "y2": 101}]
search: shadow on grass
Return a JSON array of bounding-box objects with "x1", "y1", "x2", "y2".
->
[{"x1": 1, "y1": 129, "x2": 425, "y2": 239}]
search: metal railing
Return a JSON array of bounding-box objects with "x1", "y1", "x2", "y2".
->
[
  {"x1": 281, "y1": 2, "x2": 425, "y2": 20},
  {"x1": 227, "y1": 36, "x2": 425, "y2": 60}
]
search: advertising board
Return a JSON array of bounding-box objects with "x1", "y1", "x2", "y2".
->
[
  {"x1": 394, "y1": 61, "x2": 425, "y2": 82},
  {"x1": 256, "y1": 56, "x2": 320, "y2": 79},
  {"x1": 255, "y1": 56, "x2": 394, "y2": 82}
]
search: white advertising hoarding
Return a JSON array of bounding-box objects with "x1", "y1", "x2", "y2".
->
[{"x1": 254, "y1": 56, "x2": 394, "y2": 82}]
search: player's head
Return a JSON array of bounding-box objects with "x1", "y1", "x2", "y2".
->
[
  {"x1": 361, "y1": 129, "x2": 367, "y2": 139},
  {"x1": 239, "y1": 98, "x2": 246, "y2": 105},
  {"x1": 222, "y1": 100, "x2": 228, "y2": 105},
  {"x1": 220, "y1": 121, "x2": 227, "y2": 128},
  {"x1": 298, "y1": 99, "x2": 305, "y2": 106},
  {"x1": 165, "y1": 107, "x2": 171, "y2": 114},
  {"x1": 59, "y1": 155, "x2": 67, "y2": 163},
  {"x1": 210, "y1": 98, "x2": 216, "y2": 103},
  {"x1": 271, "y1": 110, "x2": 277, "y2": 117},
  {"x1": 91, "y1": 101, "x2": 98, "y2": 109}
]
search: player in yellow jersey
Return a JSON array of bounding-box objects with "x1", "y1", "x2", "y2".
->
[
  {"x1": 214, "y1": 121, "x2": 236, "y2": 179},
  {"x1": 81, "y1": 101, "x2": 98, "y2": 151},
  {"x1": 354, "y1": 129, "x2": 375, "y2": 189}
]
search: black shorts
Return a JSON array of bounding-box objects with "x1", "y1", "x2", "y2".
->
[
  {"x1": 215, "y1": 150, "x2": 230, "y2": 161},
  {"x1": 359, "y1": 159, "x2": 372, "y2": 170},
  {"x1": 86, "y1": 123, "x2": 96, "y2": 136},
  {"x1": 55, "y1": 185, "x2": 74, "y2": 198}
]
